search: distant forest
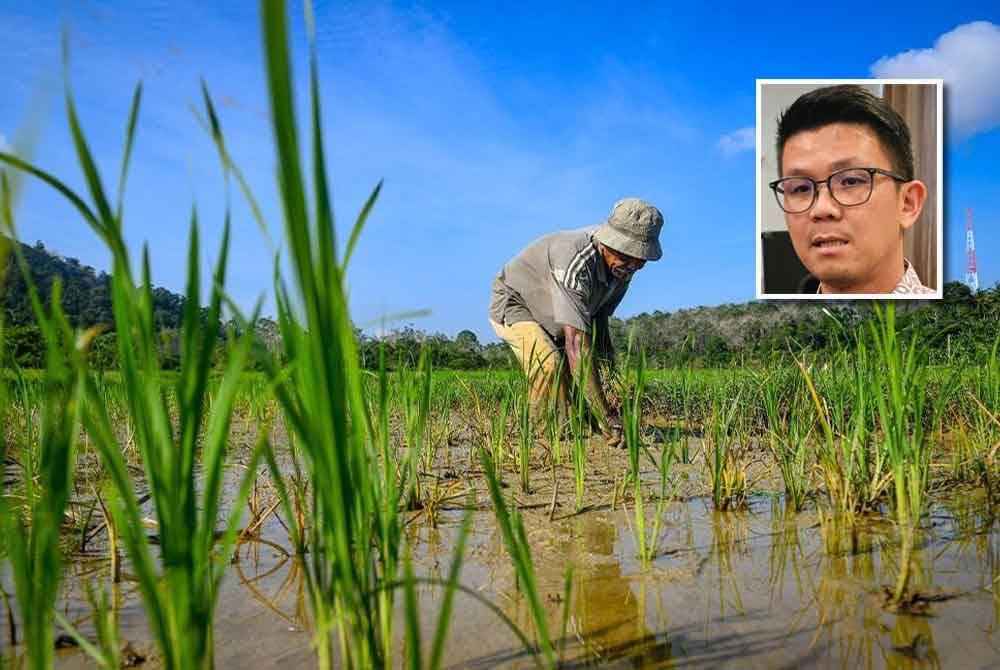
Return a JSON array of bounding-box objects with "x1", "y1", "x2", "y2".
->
[{"x1": 2, "y1": 239, "x2": 998, "y2": 369}]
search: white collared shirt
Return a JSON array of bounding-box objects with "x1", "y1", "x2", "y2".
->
[
  {"x1": 890, "y1": 259, "x2": 935, "y2": 295},
  {"x1": 813, "y1": 259, "x2": 934, "y2": 295}
]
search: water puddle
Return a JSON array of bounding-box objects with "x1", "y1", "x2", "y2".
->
[{"x1": 23, "y1": 486, "x2": 999, "y2": 668}]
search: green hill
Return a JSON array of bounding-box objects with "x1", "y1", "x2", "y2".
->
[{"x1": 2, "y1": 239, "x2": 185, "y2": 330}]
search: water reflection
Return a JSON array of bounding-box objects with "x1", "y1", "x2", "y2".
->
[
  {"x1": 24, "y1": 494, "x2": 1000, "y2": 668},
  {"x1": 708, "y1": 510, "x2": 748, "y2": 619},
  {"x1": 808, "y1": 520, "x2": 882, "y2": 670},
  {"x1": 232, "y1": 541, "x2": 307, "y2": 628},
  {"x1": 507, "y1": 513, "x2": 657, "y2": 666},
  {"x1": 767, "y1": 500, "x2": 806, "y2": 606},
  {"x1": 887, "y1": 614, "x2": 940, "y2": 670},
  {"x1": 936, "y1": 493, "x2": 1000, "y2": 631}
]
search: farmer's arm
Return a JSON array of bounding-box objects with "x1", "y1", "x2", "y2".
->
[
  {"x1": 594, "y1": 283, "x2": 627, "y2": 369},
  {"x1": 563, "y1": 323, "x2": 620, "y2": 433},
  {"x1": 593, "y1": 311, "x2": 616, "y2": 368}
]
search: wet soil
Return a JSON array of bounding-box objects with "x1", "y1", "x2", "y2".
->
[{"x1": 4, "y1": 421, "x2": 1000, "y2": 668}]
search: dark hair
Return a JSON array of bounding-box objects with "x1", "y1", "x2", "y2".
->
[{"x1": 775, "y1": 84, "x2": 914, "y2": 180}]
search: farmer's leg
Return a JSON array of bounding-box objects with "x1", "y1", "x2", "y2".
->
[{"x1": 489, "y1": 319, "x2": 565, "y2": 415}]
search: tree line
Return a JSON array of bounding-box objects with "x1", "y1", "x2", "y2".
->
[
  {"x1": 0, "y1": 240, "x2": 513, "y2": 370},
  {"x1": 609, "y1": 280, "x2": 1000, "y2": 367},
  {"x1": 2, "y1": 239, "x2": 997, "y2": 369}
]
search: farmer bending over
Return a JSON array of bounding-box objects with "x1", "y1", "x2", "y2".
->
[{"x1": 488, "y1": 198, "x2": 664, "y2": 447}]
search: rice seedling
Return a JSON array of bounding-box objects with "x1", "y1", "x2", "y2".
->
[
  {"x1": 428, "y1": 375, "x2": 457, "y2": 470},
  {"x1": 220, "y1": 7, "x2": 396, "y2": 661},
  {"x1": 867, "y1": 303, "x2": 937, "y2": 606},
  {"x1": 401, "y1": 348, "x2": 433, "y2": 509},
  {"x1": 703, "y1": 381, "x2": 747, "y2": 511},
  {"x1": 630, "y1": 439, "x2": 676, "y2": 565},
  {"x1": 70, "y1": 178, "x2": 260, "y2": 668},
  {"x1": 569, "y1": 404, "x2": 588, "y2": 513},
  {"x1": 517, "y1": 386, "x2": 534, "y2": 493},
  {"x1": 456, "y1": 374, "x2": 510, "y2": 475},
  {"x1": 367, "y1": 346, "x2": 405, "y2": 664},
  {"x1": 760, "y1": 366, "x2": 812, "y2": 511},
  {"x1": 195, "y1": 2, "x2": 498, "y2": 666},
  {"x1": 0, "y1": 190, "x2": 87, "y2": 670},
  {"x1": 566, "y1": 333, "x2": 604, "y2": 513},
  {"x1": 486, "y1": 383, "x2": 513, "y2": 473},
  {"x1": 617, "y1": 346, "x2": 675, "y2": 562},
  {"x1": 621, "y1": 349, "x2": 647, "y2": 487},
  {"x1": 677, "y1": 364, "x2": 695, "y2": 463},
  {"x1": 795, "y1": 340, "x2": 873, "y2": 555},
  {"x1": 948, "y1": 420, "x2": 979, "y2": 485},
  {"x1": 656, "y1": 336, "x2": 699, "y2": 465},
  {"x1": 0, "y1": 19, "x2": 289, "y2": 670},
  {"x1": 828, "y1": 336, "x2": 883, "y2": 510},
  {"x1": 543, "y1": 356, "x2": 568, "y2": 466},
  {"x1": 796, "y1": 327, "x2": 889, "y2": 526}
]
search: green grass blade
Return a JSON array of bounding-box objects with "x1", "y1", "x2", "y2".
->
[
  {"x1": 115, "y1": 82, "x2": 143, "y2": 223},
  {"x1": 198, "y1": 82, "x2": 273, "y2": 246},
  {"x1": 0, "y1": 152, "x2": 101, "y2": 235},
  {"x1": 341, "y1": 180, "x2": 382, "y2": 272},
  {"x1": 61, "y1": 36, "x2": 114, "y2": 227}
]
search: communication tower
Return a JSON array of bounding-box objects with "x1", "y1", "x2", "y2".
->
[{"x1": 966, "y1": 208, "x2": 979, "y2": 292}]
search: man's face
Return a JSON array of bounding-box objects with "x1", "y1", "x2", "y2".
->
[
  {"x1": 780, "y1": 122, "x2": 923, "y2": 293},
  {"x1": 600, "y1": 245, "x2": 646, "y2": 280}
]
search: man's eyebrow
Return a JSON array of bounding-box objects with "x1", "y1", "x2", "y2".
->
[
  {"x1": 783, "y1": 157, "x2": 868, "y2": 177},
  {"x1": 828, "y1": 157, "x2": 866, "y2": 171}
]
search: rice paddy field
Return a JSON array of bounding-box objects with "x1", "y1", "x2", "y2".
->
[{"x1": 2, "y1": 1, "x2": 1000, "y2": 668}]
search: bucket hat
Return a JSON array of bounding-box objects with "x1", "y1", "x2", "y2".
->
[{"x1": 592, "y1": 198, "x2": 663, "y2": 261}]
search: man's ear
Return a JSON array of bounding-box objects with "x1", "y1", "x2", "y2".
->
[{"x1": 898, "y1": 179, "x2": 927, "y2": 232}]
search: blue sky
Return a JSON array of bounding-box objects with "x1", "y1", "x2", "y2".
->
[{"x1": 2, "y1": 2, "x2": 998, "y2": 342}]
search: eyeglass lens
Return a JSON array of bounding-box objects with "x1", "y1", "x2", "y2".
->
[{"x1": 776, "y1": 168, "x2": 874, "y2": 213}]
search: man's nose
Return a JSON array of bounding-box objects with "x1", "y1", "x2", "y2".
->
[{"x1": 810, "y1": 184, "x2": 841, "y2": 220}]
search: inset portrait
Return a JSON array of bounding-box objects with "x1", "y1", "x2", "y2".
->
[{"x1": 756, "y1": 80, "x2": 943, "y2": 298}]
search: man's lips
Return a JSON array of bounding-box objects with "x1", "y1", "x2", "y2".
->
[{"x1": 810, "y1": 235, "x2": 850, "y2": 250}]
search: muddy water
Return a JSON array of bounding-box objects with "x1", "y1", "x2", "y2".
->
[{"x1": 28, "y1": 486, "x2": 1000, "y2": 669}]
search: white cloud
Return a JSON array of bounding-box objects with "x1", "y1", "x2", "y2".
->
[
  {"x1": 871, "y1": 21, "x2": 1000, "y2": 138},
  {"x1": 717, "y1": 126, "x2": 755, "y2": 156},
  {"x1": 0, "y1": 133, "x2": 9, "y2": 153}
]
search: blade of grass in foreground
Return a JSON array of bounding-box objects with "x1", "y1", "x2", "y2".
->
[
  {"x1": 76, "y1": 219, "x2": 263, "y2": 669},
  {"x1": 479, "y1": 449, "x2": 555, "y2": 668},
  {"x1": 0, "y1": 177, "x2": 86, "y2": 670},
  {"x1": 3, "y1": 53, "x2": 264, "y2": 666},
  {"x1": 211, "y1": 1, "x2": 539, "y2": 666},
  {"x1": 215, "y1": 0, "x2": 413, "y2": 666}
]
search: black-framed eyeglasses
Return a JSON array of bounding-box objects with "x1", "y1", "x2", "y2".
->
[{"x1": 769, "y1": 167, "x2": 908, "y2": 214}]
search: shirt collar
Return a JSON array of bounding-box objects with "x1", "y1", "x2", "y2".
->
[
  {"x1": 891, "y1": 259, "x2": 934, "y2": 295},
  {"x1": 589, "y1": 237, "x2": 614, "y2": 286},
  {"x1": 807, "y1": 259, "x2": 932, "y2": 295}
]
